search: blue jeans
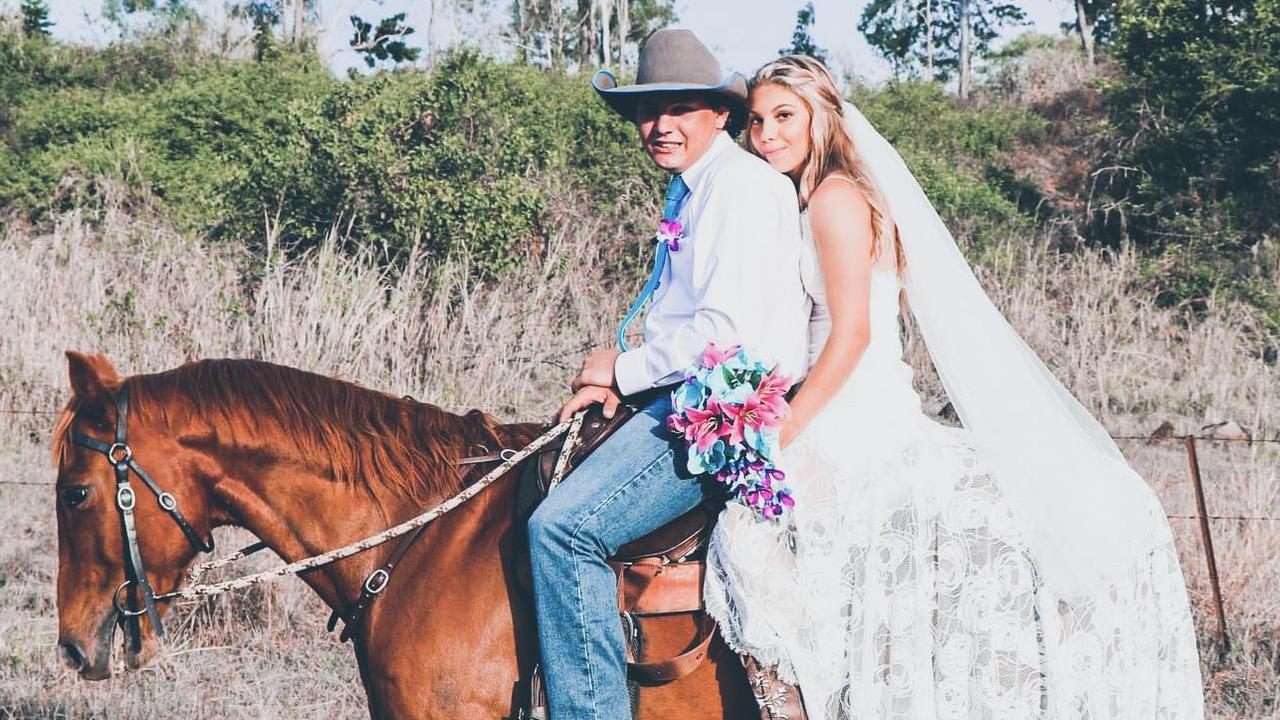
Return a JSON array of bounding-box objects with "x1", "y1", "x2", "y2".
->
[{"x1": 528, "y1": 394, "x2": 706, "y2": 720}]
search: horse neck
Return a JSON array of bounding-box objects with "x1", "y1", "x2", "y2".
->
[
  {"x1": 201, "y1": 418, "x2": 536, "y2": 614},
  {"x1": 203, "y1": 444, "x2": 438, "y2": 612}
]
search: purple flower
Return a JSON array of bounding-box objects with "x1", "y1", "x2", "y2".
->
[{"x1": 656, "y1": 219, "x2": 685, "y2": 251}]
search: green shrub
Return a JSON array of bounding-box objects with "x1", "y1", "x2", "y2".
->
[
  {"x1": 0, "y1": 32, "x2": 1050, "y2": 280},
  {"x1": 1096, "y1": 0, "x2": 1280, "y2": 312},
  {"x1": 0, "y1": 45, "x2": 331, "y2": 226},
  {"x1": 0, "y1": 39, "x2": 661, "y2": 278},
  {"x1": 1106, "y1": 0, "x2": 1280, "y2": 240},
  {"x1": 851, "y1": 80, "x2": 1045, "y2": 237},
  {"x1": 226, "y1": 51, "x2": 663, "y2": 276}
]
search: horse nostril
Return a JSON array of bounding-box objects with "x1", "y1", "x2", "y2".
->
[{"x1": 60, "y1": 641, "x2": 86, "y2": 671}]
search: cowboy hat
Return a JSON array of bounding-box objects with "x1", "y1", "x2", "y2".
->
[{"x1": 592, "y1": 29, "x2": 748, "y2": 133}]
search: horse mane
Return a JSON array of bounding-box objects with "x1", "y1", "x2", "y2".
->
[{"x1": 97, "y1": 359, "x2": 507, "y2": 502}]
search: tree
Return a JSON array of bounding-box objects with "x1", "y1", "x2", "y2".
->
[
  {"x1": 615, "y1": 0, "x2": 628, "y2": 69},
  {"x1": 781, "y1": 1, "x2": 827, "y2": 62},
  {"x1": 958, "y1": 0, "x2": 972, "y2": 96},
  {"x1": 262, "y1": 0, "x2": 312, "y2": 45},
  {"x1": 19, "y1": 0, "x2": 53, "y2": 38},
  {"x1": 1061, "y1": 0, "x2": 1116, "y2": 65},
  {"x1": 225, "y1": 0, "x2": 316, "y2": 50},
  {"x1": 425, "y1": 0, "x2": 444, "y2": 66},
  {"x1": 1104, "y1": 0, "x2": 1280, "y2": 248},
  {"x1": 507, "y1": 0, "x2": 674, "y2": 70},
  {"x1": 622, "y1": 0, "x2": 675, "y2": 63},
  {"x1": 102, "y1": 0, "x2": 201, "y2": 34},
  {"x1": 578, "y1": 0, "x2": 599, "y2": 67},
  {"x1": 598, "y1": 0, "x2": 612, "y2": 64},
  {"x1": 859, "y1": 0, "x2": 929, "y2": 77},
  {"x1": 231, "y1": 1, "x2": 280, "y2": 60},
  {"x1": 349, "y1": 12, "x2": 421, "y2": 68},
  {"x1": 859, "y1": 0, "x2": 1025, "y2": 96}
]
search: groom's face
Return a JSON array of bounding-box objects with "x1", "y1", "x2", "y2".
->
[{"x1": 634, "y1": 93, "x2": 730, "y2": 174}]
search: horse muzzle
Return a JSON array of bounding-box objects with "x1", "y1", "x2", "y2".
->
[
  {"x1": 60, "y1": 605, "x2": 158, "y2": 680},
  {"x1": 60, "y1": 608, "x2": 117, "y2": 680}
]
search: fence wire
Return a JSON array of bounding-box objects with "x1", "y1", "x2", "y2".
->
[{"x1": 5, "y1": 410, "x2": 1279, "y2": 523}]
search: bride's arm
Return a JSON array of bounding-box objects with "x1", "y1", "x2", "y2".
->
[{"x1": 781, "y1": 178, "x2": 876, "y2": 448}]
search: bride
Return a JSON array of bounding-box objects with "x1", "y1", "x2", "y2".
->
[{"x1": 702, "y1": 55, "x2": 1205, "y2": 719}]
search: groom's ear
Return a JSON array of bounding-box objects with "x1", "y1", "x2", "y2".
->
[{"x1": 714, "y1": 104, "x2": 731, "y2": 131}]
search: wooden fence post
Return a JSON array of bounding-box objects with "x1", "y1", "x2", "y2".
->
[{"x1": 1185, "y1": 435, "x2": 1230, "y2": 658}]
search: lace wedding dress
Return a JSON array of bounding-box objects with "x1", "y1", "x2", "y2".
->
[{"x1": 703, "y1": 212, "x2": 1205, "y2": 719}]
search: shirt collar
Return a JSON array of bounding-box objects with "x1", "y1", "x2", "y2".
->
[{"x1": 677, "y1": 131, "x2": 732, "y2": 197}]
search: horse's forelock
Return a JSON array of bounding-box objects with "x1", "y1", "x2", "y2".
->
[{"x1": 50, "y1": 397, "x2": 80, "y2": 469}]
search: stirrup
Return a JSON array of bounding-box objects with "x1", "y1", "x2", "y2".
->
[{"x1": 740, "y1": 654, "x2": 809, "y2": 720}]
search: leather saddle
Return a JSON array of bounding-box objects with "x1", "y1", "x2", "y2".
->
[
  {"x1": 515, "y1": 401, "x2": 719, "y2": 689},
  {"x1": 517, "y1": 402, "x2": 808, "y2": 720}
]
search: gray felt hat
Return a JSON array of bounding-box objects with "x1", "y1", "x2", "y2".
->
[{"x1": 592, "y1": 29, "x2": 748, "y2": 133}]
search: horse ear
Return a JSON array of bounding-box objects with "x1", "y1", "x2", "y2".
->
[{"x1": 65, "y1": 351, "x2": 122, "y2": 404}]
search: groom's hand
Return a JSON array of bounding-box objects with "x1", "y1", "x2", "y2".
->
[
  {"x1": 570, "y1": 348, "x2": 621, "y2": 393},
  {"x1": 557, "y1": 385, "x2": 621, "y2": 423}
]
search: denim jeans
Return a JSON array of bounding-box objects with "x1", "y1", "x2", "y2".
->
[{"x1": 527, "y1": 394, "x2": 706, "y2": 720}]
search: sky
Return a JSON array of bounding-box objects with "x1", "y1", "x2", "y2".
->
[{"x1": 39, "y1": 0, "x2": 1079, "y2": 82}]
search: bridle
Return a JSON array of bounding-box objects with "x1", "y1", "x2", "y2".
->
[{"x1": 67, "y1": 384, "x2": 215, "y2": 653}]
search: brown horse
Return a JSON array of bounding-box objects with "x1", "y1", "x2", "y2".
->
[{"x1": 52, "y1": 351, "x2": 754, "y2": 719}]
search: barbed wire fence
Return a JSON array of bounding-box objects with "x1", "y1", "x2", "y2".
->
[{"x1": 4, "y1": 408, "x2": 1277, "y2": 657}]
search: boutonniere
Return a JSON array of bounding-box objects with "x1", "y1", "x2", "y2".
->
[{"x1": 656, "y1": 219, "x2": 685, "y2": 252}]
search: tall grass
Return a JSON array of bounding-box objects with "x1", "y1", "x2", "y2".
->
[
  {"x1": 0, "y1": 182, "x2": 628, "y2": 434},
  {"x1": 1, "y1": 188, "x2": 1278, "y2": 717}
]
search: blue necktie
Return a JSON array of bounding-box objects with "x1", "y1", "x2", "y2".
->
[{"x1": 617, "y1": 175, "x2": 690, "y2": 351}]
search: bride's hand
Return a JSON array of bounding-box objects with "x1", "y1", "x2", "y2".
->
[{"x1": 779, "y1": 422, "x2": 797, "y2": 450}]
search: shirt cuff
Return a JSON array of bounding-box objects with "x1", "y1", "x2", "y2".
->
[{"x1": 613, "y1": 348, "x2": 651, "y2": 397}]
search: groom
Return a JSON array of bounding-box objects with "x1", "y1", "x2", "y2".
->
[{"x1": 528, "y1": 29, "x2": 808, "y2": 719}]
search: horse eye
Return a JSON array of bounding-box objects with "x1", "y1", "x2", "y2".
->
[{"x1": 61, "y1": 486, "x2": 91, "y2": 509}]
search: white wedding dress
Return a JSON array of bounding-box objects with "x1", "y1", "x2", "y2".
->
[{"x1": 703, "y1": 212, "x2": 1205, "y2": 719}]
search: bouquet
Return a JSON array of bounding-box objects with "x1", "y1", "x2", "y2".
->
[{"x1": 667, "y1": 343, "x2": 796, "y2": 521}]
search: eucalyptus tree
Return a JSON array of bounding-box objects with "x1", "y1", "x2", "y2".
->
[
  {"x1": 509, "y1": 0, "x2": 674, "y2": 71},
  {"x1": 1062, "y1": 0, "x2": 1116, "y2": 65},
  {"x1": 349, "y1": 12, "x2": 421, "y2": 69},
  {"x1": 859, "y1": 0, "x2": 1025, "y2": 97},
  {"x1": 782, "y1": 2, "x2": 828, "y2": 62}
]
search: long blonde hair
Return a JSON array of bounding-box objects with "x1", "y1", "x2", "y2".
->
[{"x1": 745, "y1": 55, "x2": 902, "y2": 269}]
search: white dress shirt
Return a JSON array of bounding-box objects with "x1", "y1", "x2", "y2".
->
[{"x1": 614, "y1": 132, "x2": 810, "y2": 395}]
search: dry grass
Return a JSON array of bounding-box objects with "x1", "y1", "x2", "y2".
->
[{"x1": 1, "y1": 188, "x2": 1277, "y2": 717}]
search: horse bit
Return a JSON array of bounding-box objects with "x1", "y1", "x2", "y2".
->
[{"x1": 67, "y1": 384, "x2": 215, "y2": 653}]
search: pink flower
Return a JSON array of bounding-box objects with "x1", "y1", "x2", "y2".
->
[
  {"x1": 698, "y1": 342, "x2": 742, "y2": 369},
  {"x1": 666, "y1": 413, "x2": 690, "y2": 435},
  {"x1": 754, "y1": 369, "x2": 793, "y2": 419},
  {"x1": 721, "y1": 393, "x2": 773, "y2": 446},
  {"x1": 681, "y1": 398, "x2": 732, "y2": 454}
]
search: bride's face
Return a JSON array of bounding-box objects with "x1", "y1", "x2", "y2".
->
[{"x1": 747, "y1": 83, "x2": 811, "y2": 179}]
